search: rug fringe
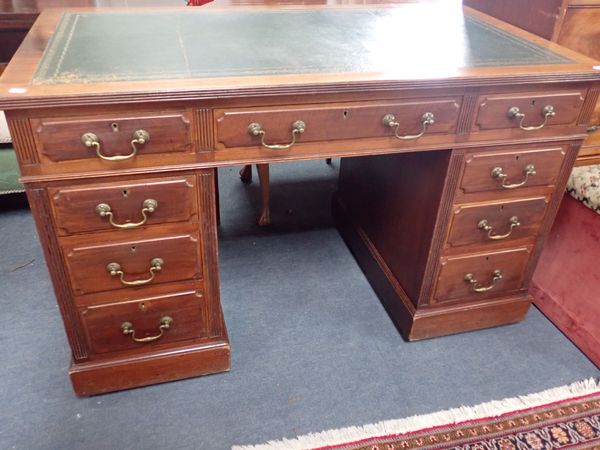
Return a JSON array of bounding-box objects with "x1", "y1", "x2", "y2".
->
[{"x1": 233, "y1": 378, "x2": 600, "y2": 450}]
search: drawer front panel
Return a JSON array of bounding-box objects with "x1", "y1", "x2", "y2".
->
[
  {"x1": 81, "y1": 290, "x2": 207, "y2": 354},
  {"x1": 434, "y1": 247, "x2": 531, "y2": 303},
  {"x1": 216, "y1": 98, "x2": 461, "y2": 148},
  {"x1": 475, "y1": 91, "x2": 585, "y2": 131},
  {"x1": 64, "y1": 232, "x2": 202, "y2": 295},
  {"x1": 447, "y1": 197, "x2": 548, "y2": 248},
  {"x1": 460, "y1": 147, "x2": 566, "y2": 194},
  {"x1": 32, "y1": 112, "x2": 192, "y2": 163},
  {"x1": 51, "y1": 176, "x2": 198, "y2": 235}
]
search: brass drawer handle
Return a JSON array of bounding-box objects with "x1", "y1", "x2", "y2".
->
[
  {"x1": 106, "y1": 257, "x2": 163, "y2": 286},
  {"x1": 464, "y1": 269, "x2": 503, "y2": 293},
  {"x1": 507, "y1": 105, "x2": 555, "y2": 131},
  {"x1": 491, "y1": 164, "x2": 536, "y2": 189},
  {"x1": 478, "y1": 216, "x2": 521, "y2": 240},
  {"x1": 96, "y1": 199, "x2": 158, "y2": 229},
  {"x1": 247, "y1": 120, "x2": 305, "y2": 150},
  {"x1": 382, "y1": 112, "x2": 435, "y2": 140},
  {"x1": 121, "y1": 316, "x2": 173, "y2": 343},
  {"x1": 81, "y1": 129, "x2": 150, "y2": 161}
]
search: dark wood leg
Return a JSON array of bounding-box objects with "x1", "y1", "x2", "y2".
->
[
  {"x1": 239, "y1": 164, "x2": 252, "y2": 183},
  {"x1": 326, "y1": 158, "x2": 332, "y2": 165},
  {"x1": 257, "y1": 163, "x2": 271, "y2": 226}
]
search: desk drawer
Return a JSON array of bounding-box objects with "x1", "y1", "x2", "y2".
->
[
  {"x1": 81, "y1": 290, "x2": 207, "y2": 354},
  {"x1": 50, "y1": 176, "x2": 198, "y2": 235},
  {"x1": 447, "y1": 197, "x2": 548, "y2": 248},
  {"x1": 434, "y1": 247, "x2": 531, "y2": 303},
  {"x1": 63, "y1": 229, "x2": 202, "y2": 296},
  {"x1": 32, "y1": 112, "x2": 193, "y2": 163},
  {"x1": 215, "y1": 98, "x2": 461, "y2": 149},
  {"x1": 474, "y1": 91, "x2": 585, "y2": 131},
  {"x1": 460, "y1": 147, "x2": 566, "y2": 194}
]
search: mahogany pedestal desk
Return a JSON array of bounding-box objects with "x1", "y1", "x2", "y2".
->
[{"x1": 1, "y1": 4, "x2": 599, "y2": 396}]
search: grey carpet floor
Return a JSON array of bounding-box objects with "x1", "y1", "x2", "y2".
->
[{"x1": 0, "y1": 160, "x2": 598, "y2": 450}]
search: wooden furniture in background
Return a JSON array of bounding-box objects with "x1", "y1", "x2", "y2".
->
[
  {"x1": 0, "y1": 4, "x2": 598, "y2": 395},
  {"x1": 0, "y1": 0, "x2": 189, "y2": 73},
  {"x1": 460, "y1": 0, "x2": 567, "y2": 41},
  {"x1": 0, "y1": 2, "x2": 35, "y2": 74},
  {"x1": 464, "y1": 0, "x2": 600, "y2": 166}
]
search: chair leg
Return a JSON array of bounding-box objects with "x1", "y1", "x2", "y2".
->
[
  {"x1": 239, "y1": 164, "x2": 253, "y2": 183},
  {"x1": 326, "y1": 158, "x2": 332, "y2": 165},
  {"x1": 256, "y1": 163, "x2": 271, "y2": 226}
]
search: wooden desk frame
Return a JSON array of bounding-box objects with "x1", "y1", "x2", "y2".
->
[{"x1": 1, "y1": 4, "x2": 599, "y2": 395}]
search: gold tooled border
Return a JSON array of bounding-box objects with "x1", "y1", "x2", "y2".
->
[{"x1": 32, "y1": 9, "x2": 572, "y2": 85}]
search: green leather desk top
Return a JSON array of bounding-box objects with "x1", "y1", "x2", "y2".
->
[{"x1": 32, "y1": 8, "x2": 572, "y2": 85}]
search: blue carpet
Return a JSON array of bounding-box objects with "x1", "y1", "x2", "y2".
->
[{"x1": 0, "y1": 160, "x2": 597, "y2": 450}]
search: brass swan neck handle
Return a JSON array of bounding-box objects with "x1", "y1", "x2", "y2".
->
[
  {"x1": 96, "y1": 199, "x2": 158, "y2": 229},
  {"x1": 382, "y1": 112, "x2": 435, "y2": 140},
  {"x1": 107, "y1": 257, "x2": 164, "y2": 286},
  {"x1": 81, "y1": 129, "x2": 150, "y2": 161},
  {"x1": 507, "y1": 105, "x2": 555, "y2": 131},
  {"x1": 248, "y1": 120, "x2": 306, "y2": 150},
  {"x1": 464, "y1": 269, "x2": 503, "y2": 293},
  {"x1": 121, "y1": 316, "x2": 173, "y2": 343}
]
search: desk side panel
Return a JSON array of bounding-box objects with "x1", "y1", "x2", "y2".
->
[{"x1": 337, "y1": 150, "x2": 450, "y2": 305}]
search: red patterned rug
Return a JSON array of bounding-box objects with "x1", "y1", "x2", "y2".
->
[{"x1": 235, "y1": 379, "x2": 600, "y2": 450}]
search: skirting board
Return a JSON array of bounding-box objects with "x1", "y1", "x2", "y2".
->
[{"x1": 70, "y1": 339, "x2": 230, "y2": 396}]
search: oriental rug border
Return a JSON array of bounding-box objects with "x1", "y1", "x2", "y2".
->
[{"x1": 235, "y1": 379, "x2": 600, "y2": 450}]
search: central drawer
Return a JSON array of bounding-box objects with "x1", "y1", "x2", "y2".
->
[
  {"x1": 215, "y1": 97, "x2": 461, "y2": 149},
  {"x1": 62, "y1": 228, "x2": 203, "y2": 296},
  {"x1": 80, "y1": 290, "x2": 207, "y2": 354}
]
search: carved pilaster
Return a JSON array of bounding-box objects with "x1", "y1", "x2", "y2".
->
[
  {"x1": 578, "y1": 87, "x2": 600, "y2": 126},
  {"x1": 457, "y1": 95, "x2": 478, "y2": 135},
  {"x1": 26, "y1": 187, "x2": 88, "y2": 360},
  {"x1": 7, "y1": 118, "x2": 39, "y2": 164},
  {"x1": 418, "y1": 149, "x2": 465, "y2": 305},
  {"x1": 198, "y1": 169, "x2": 224, "y2": 338},
  {"x1": 195, "y1": 109, "x2": 216, "y2": 151}
]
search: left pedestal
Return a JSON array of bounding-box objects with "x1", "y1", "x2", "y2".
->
[{"x1": 22, "y1": 164, "x2": 229, "y2": 396}]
